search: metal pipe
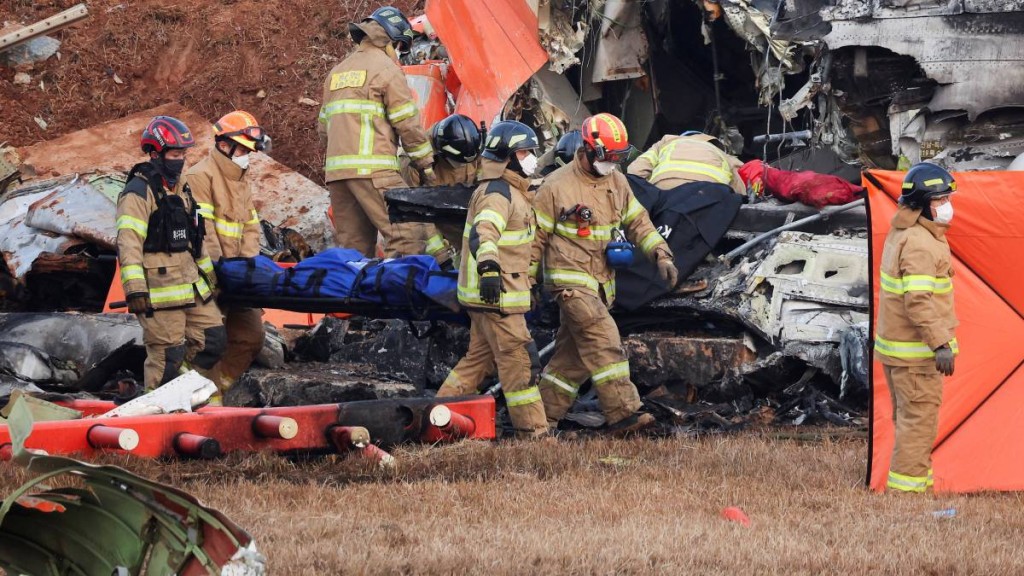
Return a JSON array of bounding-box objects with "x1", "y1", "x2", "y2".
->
[
  {"x1": 361, "y1": 444, "x2": 396, "y2": 468},
  {"x1": 87, "y1": 425, "x2": 139, "y2": 451},
  {"x1": 253, "y1": 415, "x2": 298, "y2": 440},
  {"x1": 173, "y1": 433, "x2": 221, "y2": 459},
  {"x1": 428, "y1": 405, "x2": 476, "y2": 438},
  {"x1": 328, "y1": 426, "x2": 370, "y2": 451},
  {"x1": 752, "y1": 130, "x2": 812, "y2": 145},
  {"x1": 720, "y1": 199, "x2": 865, "y2": 264}
]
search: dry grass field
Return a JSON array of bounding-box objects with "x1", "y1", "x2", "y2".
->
[{"x1": 2, "y1": 430, "x2": 1022, "y2": 575}]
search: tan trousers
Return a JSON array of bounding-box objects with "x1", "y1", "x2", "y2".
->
[
  {"x1": 328, "y1": 173, "x2": 448, "y2": 262},
  {"x1": 137, "y1": 296, "x2": 225, "y2": 391},
  {"x1": 885, "y1": 364, "x2": 943, "y2": 493},
  {"x1": 210, "y1": 306, "x2": 265, "y2": 393},
  {"x1": 438, "y1": 310, "x2": 547, "y2": 437},
  {"x1": 539, "y1": 289, "x2": 642, "y2": 427}
]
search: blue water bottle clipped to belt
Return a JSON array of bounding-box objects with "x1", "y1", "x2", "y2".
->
[{"x1": 605, "y1": 228, "x2": 635, "y2": 269}]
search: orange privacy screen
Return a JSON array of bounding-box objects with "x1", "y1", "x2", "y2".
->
[
  {"x1": 866, "y1": 170, "x2": 1024, "y2": 493},
  {"x1": 425, "y1": 0, "x2": 548, "y2": 124}
]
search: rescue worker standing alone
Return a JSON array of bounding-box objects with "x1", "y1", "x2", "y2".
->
[
  {"x1": 627, "y1": 131, "x2": 745, "y2": 194},
  {"x1": 438, "y1": 121, "x2": 547, "y2": 438},
  {"x1": 533, "y1": 113, "x2": 679, "y2": 434},
  {"x1": 318, "y1": 6, "x2": 448, "y2": 263},
  {"x1": 116, "y1": 116, "x2": 225, "y2": 391},
  {"x1": 875, "y1": 163, "x2": 959, "y2": 493},
  {"x1": 185, "y1": 110, "x2": 269, "y2": 403}
]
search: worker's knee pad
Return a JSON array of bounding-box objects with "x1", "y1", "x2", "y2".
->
[
  {"x1": 193, "y1": 325, "x2": 227, "y2": 369},
  {"x1": 161, "y1": 344, "x2": 187, "y2": 384},
  {"x1": 526, "y1": 340, "x2": 541, "y2": 386}
]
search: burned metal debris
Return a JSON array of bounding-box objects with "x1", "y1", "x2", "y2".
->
[{"x1": 0, "y1": 396, "x2": 266, "y2": 575}]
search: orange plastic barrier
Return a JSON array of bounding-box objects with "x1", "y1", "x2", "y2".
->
[{"x1": 866, "y1": 170, "x2": 1024, "y2": 493}]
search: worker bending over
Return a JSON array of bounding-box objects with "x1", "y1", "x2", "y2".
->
[{"x1": 627, "y1": 131, "x2": 745, "y2": 194}]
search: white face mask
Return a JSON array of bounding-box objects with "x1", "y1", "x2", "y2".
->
[
  {"x1": 232, "y1": 154, "x2": 251, "y2": 170},
  {"x1": 934, "y1": 201, "x2": 954, "y2": 224},
  {"x1": 518, "y1": 152, "x2": 538, "y2": 176},
  {"x1": 593, "y1": 160, "x2": 617, "y2": 176}
]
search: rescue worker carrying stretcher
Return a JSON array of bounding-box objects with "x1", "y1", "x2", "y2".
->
[
  {"x1": 437, "y1": 120, "x2": 548, "y2": 438},
  {"x1": 532, "y1": 113, "x2": 679, "y2": 435},
  {"x1": 318, "y1": 6, "x2": 450, "y2": 264},
  {"x1": 875, "y1": 163, "x2": 959, "y2": 493},
  {"x1": 185, "y1": 110, "x2": 268, "y2": 404},
  {"x1": 401, "y1": 113, "x2": 482, "y2": 256},
  {"x1": 116, "y1": 116, "x2": 225, "y2": 392},
  {"x1": 627, "y1": 131, "x2": 745, "y2": 194}
]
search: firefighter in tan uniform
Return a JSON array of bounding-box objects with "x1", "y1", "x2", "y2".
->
[
  {"x1": 875, "y1": 163, "x2": 959, "y2": 493},
  {"x1": 186, "y1": 110, "x2": 269, "y2": 403},
  {"x1": 318, "y1": 6, "x2": 449, "y2": 264},
  {"x1": 116, "y1": 116, "x2": 225, "y2": 391},
  {"x1": 533, "y1": 113, "x2": 679, "y2": 435},
  {"x1": 627, "y1": 131, "x2": 745, "y2": 194},
  {"x1": 401, "y1": 113, "x2": 482, "y2": 257},
  {"x1": 437, "y1": 121, "x2": 547, "y2": 438}
]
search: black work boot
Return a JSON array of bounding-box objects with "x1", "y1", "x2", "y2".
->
[{"x1": 606, "y1": 412, "x2": 656, "y2": 437}]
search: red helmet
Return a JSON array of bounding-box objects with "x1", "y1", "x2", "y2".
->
[
  {"x1": 582, "y1": 113, "x2": 634, "y2": 162},
  {"x1": 140, "y1": 116, "x2": 196, "y2": 154}
]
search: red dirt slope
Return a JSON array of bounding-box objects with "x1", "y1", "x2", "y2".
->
[{"x1": 0, "y1": 0, "x2": 420, "y2": 183}]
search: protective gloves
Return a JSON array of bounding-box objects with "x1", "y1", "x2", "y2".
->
[
  {"x1": 935, "y1": 345, "x2": 955, "y2": 376},
  {"x1": 478, "y1": 260, "x2": 503, "y2": 305},
  {"x1": 657, "y1": 257, "x2": 679, "y2": 290}
]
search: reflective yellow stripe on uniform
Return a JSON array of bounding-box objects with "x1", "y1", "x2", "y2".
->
[
  {"x1": 887, "y1": 471, "x2": 928, "y2": 493},
  {"x1": 246, "y1": 209, "x2": 260, "y2": 225},
  {"x1": 474, "y1": 209, "x2": 507, "y2": 231},
  {"x1": 149, "y1": 284, "x2": 195, "y2": 304},
  {"x1": 196, "y1": 257, "x2": 214, "y2": 276},
  {"x1": 321, "y1": 99, "x2": 386, "y2": 118},
  {"x1": 652, "y1": 141, "x2": 731, "y2": 183},
  {"x1": 120, "y1": 264, "x2": 145, "y2": 283},
  {"x1": 215, "y1": 218, "x2": 244, "y2": 239},
  {"x1": 546, "y1": 269, "x2": 599, "y2": 292},
  {"x1": 554, "y1": 220, "x2": 619, "y2": 241},
  {"x1": 879, "y1": 271, "x2": 952, "y2": 295},
  {"x1": 116, "y1": 215, "x2": 148, "y2": 238},
  {"x1": 477, "y1": 241, "x2": 498, "y2": 257},
  {"x1": 407, "y1": 141, "x2": 433, "y2": 160},
  {"x1": 457, "y1": 286, "x2": 531, "y2": 308},
  {"x1": 536, "y1": 211, "x2": 555, "y2": 233},
  {"x1": 505, "y1": 386, "x2": 542, "y2": 407},
  {"x1": 388, "y1": 102, "x2": 417, "y2": 123},
  {"x1": 497, "y1": 227, "x2": 534, "y2": 247},
  {"x1": 528, "y1": 261, "x2": 539, "y2": 278},
  {"x1": 874, "y1": 337, "x2": 959, "y2": 359},
  {"x1": 623, "y1": 197, "x2": 644, "y2": 225},
  {"x1": 592, "y1": 361, "x2": 630, "y2": 386},
  {"x1": 639, "y1": 230, "x2": 663, "y2": 255},
  {"x1": 325, "y1": 155, "x2": 400, "y2": 172},
  {"x1": 542, "y1": 371, "x2": 580, "y2": 397},
  {"x1": 195, "y1": 277, "x2": 212, "y2": 299},
  {"x1": 196, "y1": 202, "x2": 215, "y2": 219},
  {"x1": 425, "y1": 234, "x2": 446, "y2": 256}
]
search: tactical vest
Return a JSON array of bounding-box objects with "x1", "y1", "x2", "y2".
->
[{"x1": 128, "y1": 162, "x2": 204, "y2": 257}]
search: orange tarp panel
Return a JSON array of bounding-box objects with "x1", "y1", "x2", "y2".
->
[
  {"x1": 425, "y1": 0, "x2": 548, "y2": 123},
  {"x1": 866, "y1": 170, "x2": 1024, "y2": 493}
]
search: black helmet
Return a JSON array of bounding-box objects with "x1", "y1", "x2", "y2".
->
[
  {"x1": 432, "y1": 114, "x2": 481, "y2": 163},
  {"x1": 481, "y1": 121, "x2": 539, "y2": 163},
  {"x1": 900, "y1": 163, "x2": 956, "y2": 209},
  {"x1": 554, "y1": 130, "x2": 583, "y2": 167},
  {"x1": 351, "y1": 6, "x2": 414, "y2": 48}
]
